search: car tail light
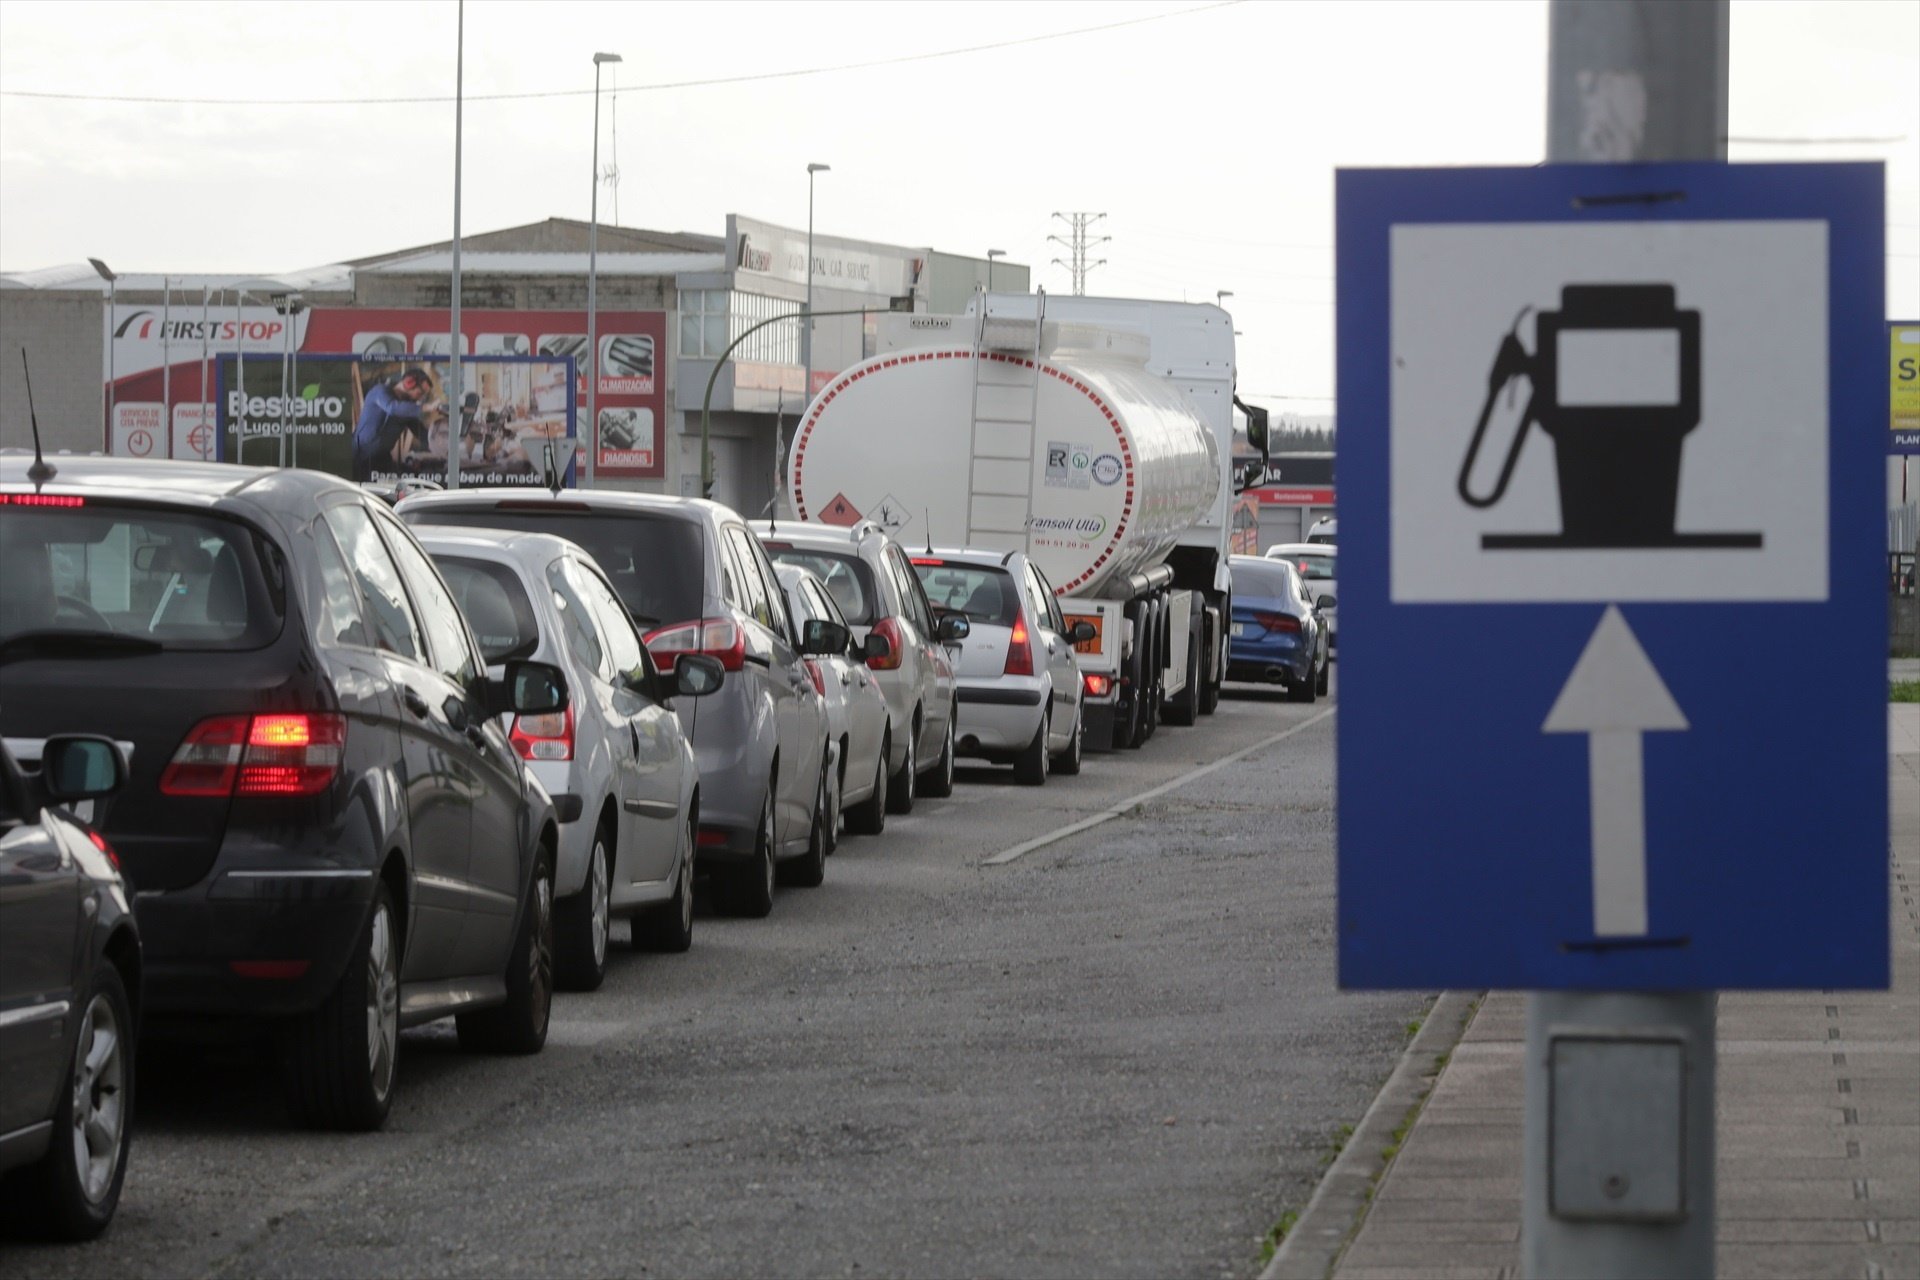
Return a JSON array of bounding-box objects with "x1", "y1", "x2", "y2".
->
[
  {"x1": 160, "y1": 715, "x2": 250, "y2": 796},
  {"x1": 1254, "y1": 611, "x2": 1301, "y2": 634},
  {"x1": 867, "y1": 616, "x2": 906, "y2": 671},
  {"x1": 162, "y1": 713, "x2": 345, "y2": 797},
  {"x1": 0, "y1": 493, "x2": 85, "y2": 507},
  {"x1": 910, "y1": 556, "x2": 945, "y2": 567},
  {"x1": 696, "y1": 827, "x2": 730, "y2": 848},
  {"x1": 510, "y1": 705, "x2": 575, "y2": 761},
  {"x1": 86, "y1": 829, "x2": 120, "y2": 868},
  {"x1": 1004, "y1": 612, "x2": 1034, "y2": 677},
  {"x1": 1083, "y1": 672, "x2": 1113, "y2": 698},
  {"x1": 645, "y1": 616, "x2": 747, "y2": 672},
  {"x1": 229, "y1": 960, "x2": 312, "y2": 980},
  {"x1": 802, "y1": 657, "x2": 827, "y2": 695}
]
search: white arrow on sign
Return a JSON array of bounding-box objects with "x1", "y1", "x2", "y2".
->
[{"x1": 1543, "y1": 605, "x2": 1688, "y2": 937}]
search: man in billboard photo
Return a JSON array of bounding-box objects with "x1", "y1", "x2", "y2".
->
[{"x1": 352, "y1": 366, "x2": 438, "y2": 482}]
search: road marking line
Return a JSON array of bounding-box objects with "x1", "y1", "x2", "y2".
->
[{"x1": 982, "y1": 707, "x2": 1337, "y2": 866}]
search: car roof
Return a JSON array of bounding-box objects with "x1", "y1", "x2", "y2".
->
[
  {"x1": 399, "y1": 486, "x2": 731, "y2": 526},
  {"x1": 412, "y1": 526, "x2": 584, "y2": 569},
  {"x1": 758, "y1": 519, "x2": 897, "y2": 550},
  {"x1": 1265, "y1": 543, "x2": 1338, "y2": 556},
  {"x1": 910, "y1": 546, "x2": 1021, "y2": 569},
  {"x1": 0, "y1": 454, "x2": 357, "y2": 511}
]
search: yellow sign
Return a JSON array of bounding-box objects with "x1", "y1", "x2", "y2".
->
[{"x1": 1894, "y1": 323, "x2": 1920, "y2": 446}]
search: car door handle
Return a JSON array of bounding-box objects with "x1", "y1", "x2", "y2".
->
[
  {"x1": 403, "y1": 688, "x2": 431, "y2": 719},
  {"x1": 629, "y1": 723, "x2": 640, "y2": 756}
]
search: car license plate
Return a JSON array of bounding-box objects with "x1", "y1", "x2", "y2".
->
[{"x1": 1231, "y1": 622, "x2": 1251, "y2": 638}]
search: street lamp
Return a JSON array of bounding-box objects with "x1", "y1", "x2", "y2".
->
[
  {"x1": 803, "y1": 162, "x2": 830, "y2": 406},
  {"x1": 1216, "y1": 289, "x2": 1234, "y2": 308},
  {"x1": 586, "y1": 50, "x2": 623, "y2": 491},
  {"x1": 89, "y1": 258, "x2": 117, "y2": 446},
  {"x1": 986, "y1": 249, "x2": 1005, "y2": 292}
]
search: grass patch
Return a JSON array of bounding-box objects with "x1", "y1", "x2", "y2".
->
[
  {"x1": 1257, "y1": 1209, "x2": 1300, "y2": 1266},
  {"x1": 1893, "y1": 681, "x2": 1920, "y2": 703},
  {"x1": 1318, "y1": 1121, "x2": 1356, "y2": 1168},
  {"x1": 1404, "y1": 1016, "x2": 1424, "y2": 1041}
]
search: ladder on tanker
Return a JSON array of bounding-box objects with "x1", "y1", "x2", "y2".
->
[{"x1": 965, "y1": 288, "x2": 1048, "y2": 555}]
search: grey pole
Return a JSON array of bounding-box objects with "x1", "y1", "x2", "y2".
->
[
  {"x1": 587, "y1": 52, "x2": 622, "y2": 492},
  {"x1": 1525, "y1": 6, "x2": 1727, "y2": 1279},
  {"x1": 447, "y1": 0, "x2": 466, "y2": 491},
  {"x1": 90, "y1": 259, "x2": 116, "y2": 449},
  {"x1": 161, "y1": 277, "x2": 173, "y2": 459},
  {"x1": 987, "y1": 249, "x2": 1004, "y2": 293},
  {"x1": 803, "y1": 163, "x2": 829, "y2": 408}
]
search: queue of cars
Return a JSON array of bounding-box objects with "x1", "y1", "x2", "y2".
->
[{"x1": 0, "y1": 452, "x2": 1330, "y2": 1242}]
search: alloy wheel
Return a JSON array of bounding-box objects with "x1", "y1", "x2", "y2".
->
[
  {"x1": 69, "y1": 993, "x2": 127, "y2": 1204},
  {"x1": 590, "y1": 837, "x2": 611, "y2": 969},
  {"x1": 366, "y1": 903, "x2": 398, "y2": 1106}
]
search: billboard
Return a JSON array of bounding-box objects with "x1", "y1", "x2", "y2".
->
[
  {"x1": 216, "y1": 354, "x2": 577, "y2": 489},
  {"x1": 107, "y1": 305, "x2": 667, "y2": 479},
  {"x1": 1894, "y1": 321, "x2": 1919, "y2": 455}
]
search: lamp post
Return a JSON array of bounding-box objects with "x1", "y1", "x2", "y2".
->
[
  {"x1": 1216, "y1": 289, "x2": 1234, "y2": 309},
  {"x1": 586, "y1": 50, "x2": 623, "y2": 491},
  {"x1": 986, "y1": 249, "x2": 1005, "y2": 293},
  {"x1": 89, "y1": 258, "x2": 116, "y2": 448},
  {"x1": 802, "y1": 162, "x2": 830, "y2": 406},
  {"x1": 447, "y1": 0, "x2": 467, "y2": 490}
]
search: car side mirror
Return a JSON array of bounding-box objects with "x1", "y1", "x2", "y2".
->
[
  {"x1": 39, "y1": 735, "x2": 126, "y2": 804},
  {"x1": 1314, "y1": 593, "x2": 1337, "y2": 611},
  {"x1": 799, "y1": 618, "x2": 851, "y2": 657},
  {"x1": 936, "y1": 614, "x2": 971, "y2": 643},
  {"x1": 863, "y1": 632, "x2": 894, "y2": 665},
  {"x1": 674, "y1": 653, "x2": 725, "y2": 698},
  {"x1": 488, "y1": 658, "x2": 569, "y2": 718},
  {"x1": 1069, "y1": 620, "x2": 1098, "y2": 645}
]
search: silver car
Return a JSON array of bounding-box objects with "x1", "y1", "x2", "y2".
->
[
  {"x1": 417, "y1": 530, "x2": 721, "y2": 990},
  {"x1": 774, "y1": 564, "x2": 892, "y2": 843},
  {"x1": 912, "y1": 548, "x2": 1089, "y2": 784},
  {"x1": 759, "y1": 522, "x2": 967, "y2": 813},
  {"x1": 399, "y1": 490, "x2": 836, "y2": 918}
]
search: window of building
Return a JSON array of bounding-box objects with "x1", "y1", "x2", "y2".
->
[{"x1": 677, "y1": 289, "x2": 801, "y2": 365}]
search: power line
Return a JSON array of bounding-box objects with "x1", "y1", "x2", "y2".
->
[{"x1": 0, "y1": 2, "x2": 1243, "y2": 108}]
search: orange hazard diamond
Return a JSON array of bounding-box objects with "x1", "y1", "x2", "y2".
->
[{"x1": 819, "y1": 493, "x2": 861, "y2": 526}]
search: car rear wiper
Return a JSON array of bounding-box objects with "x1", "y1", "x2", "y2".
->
[{"x1": 0, "y1": 630, "x2": 165, "y2": 663}]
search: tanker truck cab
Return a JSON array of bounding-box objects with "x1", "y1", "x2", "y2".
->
[{"x1": 785, "y1": 292, "x2": 1243, "y2": 751}]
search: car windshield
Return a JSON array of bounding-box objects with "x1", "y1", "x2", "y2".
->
[
  {"x1": 0, "y1": 501, "x2": 285, "y2": 651},
  {"x1": 431, "y1": 555, "x2": 540, "y2": 664},
  {"x1": 762, "y1": 546, "x2": 878, "y2": 625},
  {"x1": 415, "y1": 509, "x2": 704, "y2": 629},
  {"x1": 1232, "y1": 559, "x2": 1301, "y2": 603},
  {"x1": 910, "y1": 561, "x2": 1020, "y2": 625}
]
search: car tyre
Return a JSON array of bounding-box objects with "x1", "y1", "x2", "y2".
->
[
  {"x1": 457, "y1": 847, "x2": 555, "y2": 1054},
  {"x1": 1290, "y1": 665, "x2": 1318, "y2": 704},
  {"x1": 3, "y1": 959, "x2": 136, "y2": 1240},
  {"x1": 826, "y1": 745, "x2": 844, "y2": 854},
  {"x1": 633, "y1": 814, "x2": 697, "y2": 953},
  {"x1": 719, "y1": 789, "x2": 777, "y2": 918},
  {"x1": 1013, "y1": 713, "x2": 1048, "y2": 786},
  {"x1": 844, "y1": 733, "x2": 888, "y2": 836},
  {"x1": 778, "y1": 765, "x2": 829, "y2": 888},
  {"x1": 1316, "y1": 652, "x2": 1331, "y2": 696},
  {"x1": 1051, "y1": 704, "x2": 1083, "y2": 776},
  {"x1": 554, "y1": 824, "x2": 611, "y2": 992},
  {"x1": 921, "y1": 711, "x2": 956, "y2": 798},
  {"x1": 282, "y1": 882, "x2": 399, "y2": 1132},
  {"x1": 886, "y1": 721, "x2": 917, "y2": 814}
]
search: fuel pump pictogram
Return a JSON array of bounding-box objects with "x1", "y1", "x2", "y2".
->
[{"x1": 1456, "y1": 284, "x2": 1762, "y2": 550}]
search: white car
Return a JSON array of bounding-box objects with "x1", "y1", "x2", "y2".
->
[
  {"x1": 910, "y1": 548, "x2": 1088, "y2": 784},
  {"x1": 1306, "y1": 516, "x2": 1336, "y2": 545},
  {"x1": 773, "y1": 564, "x2": 892, "y2": 844},
  {"x1": 1265, "y1": 542, "x2": 1338, "y2": 650},
  {"x1": 418, "y1": 529, "x2": 722, "y2": 991}
]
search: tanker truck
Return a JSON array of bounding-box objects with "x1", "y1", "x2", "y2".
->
[{"x1": 786, "y1": 293, "x2": 1264, "y2": 749}]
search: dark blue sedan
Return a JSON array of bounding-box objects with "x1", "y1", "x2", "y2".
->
[{"x1": 1227, "y1": 555, "x2": 1331, "y2": 703}]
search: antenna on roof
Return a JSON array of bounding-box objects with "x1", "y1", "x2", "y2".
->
[
  {"x1": 20, "y1": 349, "x2": 56, "y2": 486},
  {"x1": 543, "y1": 439, "x2": 563, "y2": 496},
  {"x1": 924, "y1": 510, "x2": 933, "y2": 557}
]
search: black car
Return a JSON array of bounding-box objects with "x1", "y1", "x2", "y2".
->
[
  {"x1": 0, "y1": 457, "x2": 570, "y2": 1131},
  {"x1": 0, "y1": 734, "x2": 139, "y2": 1240}
]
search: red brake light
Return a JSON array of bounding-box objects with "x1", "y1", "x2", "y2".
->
[
  {"x1": 1083, "y1": 672, "x2": 1112, "y2": 698},
  {"x1": 867, "y1": 616, "x2": 905, "y2": 671},
  {"x1": 1254, "y1": 611, "x2": 1301, "y2": 634},
  {"x1": 645, "y1": 616, "x2": 746, "y2": 672},
  {"x1": 510, "y1": 704, "x2": 575, "y2": 761},
  {"x1": 0, "y1": 493, "x2": 85, "y2": 507},
  {"x1": 696, "y1": 827, "x2": 730, "y2": 848},
  {"x1": 1004, "y1": 612, "x2": 1034, "y2": 677},
  {"x1": 86, "y1": 828, "x2": 120, "y2": 867},
  {"x1": 162, "y1": 713, "x2": 345, "y2": 797},
  {"x1": 910, "y1": 557, "x2": 944, "y2": 567}
]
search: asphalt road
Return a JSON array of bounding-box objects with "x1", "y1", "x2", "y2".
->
[{"x1": 4, "y1": 671, "x2": 1432, "y2": 1280}]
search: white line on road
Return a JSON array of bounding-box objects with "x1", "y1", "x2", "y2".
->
[{"x1": 982, "y1": 707, "x2": 1338, "y2": 866}]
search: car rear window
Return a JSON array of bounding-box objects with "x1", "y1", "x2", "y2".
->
[
  {"x1": 411, "y1": 508, "x2": 704, "y2": 630},
  {"x1": 1232, "y1": 559, "x2": 1301, "y2": 601},
  {"x1": 910, "y1": 560, "x2": 1020, "y2": 626},
  {"x1": 1287, "y1": 553, "x2": 1336, "y2": 581},
  {"x1": 761, "y1": 545, "x2": 878, "y2": 625},
  {"x1": 1, "y1": 501, "x2": 285, "y2": 650},
  {"x1": 432, "y1": 555, "x2": 540, "y2": 663}
]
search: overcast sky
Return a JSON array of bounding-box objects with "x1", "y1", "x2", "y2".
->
[{"x1": 2, "y1": 0, "x2": 1915, "y2": 411}]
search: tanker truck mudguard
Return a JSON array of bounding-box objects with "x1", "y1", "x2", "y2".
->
[{"x1": 787, "y1": 293, "x2": 1247, "y2": 750}]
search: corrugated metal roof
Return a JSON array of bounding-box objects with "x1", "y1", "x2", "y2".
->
[
  {"x1": 359, "y1": 250, "x2": 725, "y2": 276},
  {"x1": 0, "y1": 262, "x2": 354, "y2": 293}
]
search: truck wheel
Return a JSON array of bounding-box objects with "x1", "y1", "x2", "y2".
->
[
  {"x1": 1164, "y1": 622, "x2": 1200, "y2": 726},
  {"x1": 457, "y1": 846, "x2": 555, "y2": 1054},
  {"x1": 1199, "y1": 612, "x2": 1222, "y2": 715},
  {"x1": 282, "y1": 883, "x2": 399, "y2": 1131}
]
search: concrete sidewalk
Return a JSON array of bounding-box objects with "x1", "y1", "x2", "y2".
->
[{"x1": 1327, "y1": 705, "x2": 1919, "y2": 1280}]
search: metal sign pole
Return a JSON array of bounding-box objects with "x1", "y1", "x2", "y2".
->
[
  {"x1": 1525, "y1": 5, "x2": 1728, "y2": 1278},
  {"x1": 446, "y1": 0, "x2": 465, "y2": 491}
]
